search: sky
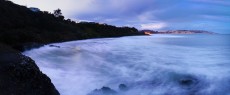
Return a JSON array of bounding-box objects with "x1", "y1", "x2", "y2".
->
[{"x1": 10, "y1": 0, "x2": 230, "y2": 34}]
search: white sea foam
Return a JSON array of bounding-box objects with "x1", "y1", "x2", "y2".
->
[{"x1": 24, "y1": 35, "x2": 230, "y2": 95}]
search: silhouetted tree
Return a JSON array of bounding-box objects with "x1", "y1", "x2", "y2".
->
[{"x1": 53, "y1": 8, "x2": 62, "y2": 17}]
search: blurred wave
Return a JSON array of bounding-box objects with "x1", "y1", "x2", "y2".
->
[{"x1": 24, "y1": 34, "x2": 230, "y2": 95}]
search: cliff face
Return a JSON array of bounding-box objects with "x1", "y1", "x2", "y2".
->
[{"x1": 0, "y1": 44, "x2": 60, "y2": 95}]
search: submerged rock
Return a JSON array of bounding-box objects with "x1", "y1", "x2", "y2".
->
[
  {"x1": 49, "y1": 45, "x2": 61, "y2": 48},
  {"x1": 119, "y1": 84, "x2": 128, "y2": 91},
  {"x1": 179, "y1": 79, "x2": 195, "y2": 86},
  {"x1": 179, "y1": 77, "x2": 198, "y2": 87},
  {"x1": 88, "y1": 84, "x2": 129, "y2": 95},
  {"x1": 0, "y1": 44, "x2": 59, "y2": 95},
  {"x1": 88, "y1": 86, "x2": 117, "y2": 95}
]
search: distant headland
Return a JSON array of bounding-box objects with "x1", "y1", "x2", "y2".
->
[{"x1": 140, "y1": 30, "x2": 216, "y2": 35}]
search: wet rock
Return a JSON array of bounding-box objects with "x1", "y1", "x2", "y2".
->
[
  {"x1": 23, "y1": 43, "x2": 44, "y2": 51},
  {"x1": 180, "y1": 79, "x2": 194, "y2": 85},
  {"x1": 88, "y1": 86, "x2": 117, "y2": 95},
  {"x1": 178, "y1": 76, "x2": 199, "y2": 89},
  {"x1": 119, "y1": 84, "x2": 128, "y2": 91},
  {"x1": 0, "y1": 44, "x2": 60, "y2": 95},
  {"x1": 49, "y1": 45, "x2": 61, "y2": 48},
  {"x1": 101, "y1": 87, "x2": 117, "y2": 93},
  {"x1": 13, "y1": 43, "x2": 44, "y2": 52}
]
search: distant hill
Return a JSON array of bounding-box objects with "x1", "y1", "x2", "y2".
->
[
  {"x1": 0, "y1": 0, "x2": 144, "y2": 51},
  {"x1": 140, "y1": 30, "x2": 216, "y2": 34}
]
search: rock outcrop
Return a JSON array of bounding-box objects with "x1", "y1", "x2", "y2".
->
[
  {"x1": 88, "y1": 84, "x2": 130, "y2": 95},
  {"x1": 88, "y1": 86, "x2": 117, "y2": 95},
  {"x1": 0, "y1": 44, "x2": 60, "y2": 95}
]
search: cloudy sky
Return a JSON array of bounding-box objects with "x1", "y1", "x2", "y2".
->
[{"x1": 11, "y1": 0, "x2": 230, "y2": 33}]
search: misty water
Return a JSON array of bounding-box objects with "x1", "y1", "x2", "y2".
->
[{"x1": 24, "y1": 34, "x2": 230, "y2": 95}]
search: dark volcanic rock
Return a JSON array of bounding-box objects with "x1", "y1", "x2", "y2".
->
[{"x1": 0, "y1": 44, "x2": 59, "y2": 95}]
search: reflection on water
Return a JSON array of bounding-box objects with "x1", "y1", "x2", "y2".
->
[{"x1": 24, "y1": 34, "x2": 230, "y2": 95}]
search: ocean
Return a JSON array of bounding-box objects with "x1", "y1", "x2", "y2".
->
[{"x1": 24, "y1": 34, "x2": 230, "y2": 95}]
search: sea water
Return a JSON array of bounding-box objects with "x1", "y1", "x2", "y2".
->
[{"x1": 24, "y1": 34, "x2": 230, "y2": 95}]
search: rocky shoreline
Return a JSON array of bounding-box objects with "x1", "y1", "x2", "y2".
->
[
  {"x1": 0, "y1": 44, "x2": 60, "y2": 95},
  {"x1": 0, "y1": 0, "x2": 146, "y2": 94}
]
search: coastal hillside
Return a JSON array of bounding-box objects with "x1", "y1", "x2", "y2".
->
[
  {"x1": 0, "y1": 0, "x2": 143, "y2": 51},
  {"x1": 0, "y1": 1, "x2": 142, "y2": 94}
]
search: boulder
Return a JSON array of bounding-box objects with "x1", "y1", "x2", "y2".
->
[{"x1": 0, "y1": 43, "x2": 59, "y2": 95}]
